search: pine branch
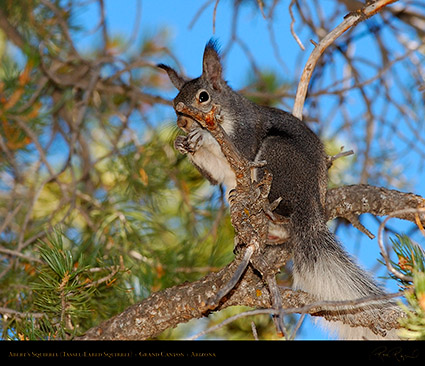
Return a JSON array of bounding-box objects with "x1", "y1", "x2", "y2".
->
[
  {"x1": 385, "y1": 235, "x2": 425, "y2": 340},
  {"x1": 326, "y1": 185, "x2": 425, "y2": 225},
  {"x1": 78, "y1": 238, "x2": 408, "y2": 340},
  {"x1": 77, "y1": 170, "x2": 425, "y2": 340}
]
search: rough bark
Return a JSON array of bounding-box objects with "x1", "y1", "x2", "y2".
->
[{"x1": 78, "y1": 179, "x2": 424, "y2": 340}]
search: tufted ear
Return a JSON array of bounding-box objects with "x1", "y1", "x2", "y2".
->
[
  {"x1": 202, "y1": 39, "x2": 223, "y2": 90},
  {"x1": 157, "y1": 64, "x2": 186, "y2": 91}
]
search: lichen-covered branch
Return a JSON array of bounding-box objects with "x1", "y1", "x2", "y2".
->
[
  {"x1": 78, "y1": 175, "x2": 424, "y2": 340},
  {"x1": 326, "y1": 185, "x2": 425, "y2": 224}
]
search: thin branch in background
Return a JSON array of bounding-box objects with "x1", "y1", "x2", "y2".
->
[
  {"x1": 122, "y1": 0, "x2": 142, "y2": 51},
  {"x1": 250, "y1": 321, "x2": 259, "y2": 340},
  {"x1": 0, "y1": 8, "x2": 25, "y2": 47},
  {"x1": 293, "y1": 0, "x2": 399, "y2": 120},
  {"x1": 378, "y1": 208, "x2": 425, "y2": 283},
  {"x1": 188, "y1": 308, "x2": 277, "y2": 340},
  {"x1": 256, "y1": 0, "x2": 266, "y2": 19},
  {"x1": 289, "y1": 0, "x2": 305, "y2": 50},
  {"x1": 98, "y1": 0, "x2": 109, "y2": 54},
  {"x1": 0, "y1": 203, "x2": 22, "y2": 236},
  {"x1": 290, "y1": 313, "x2": 306, "y2": 340},
  {"x1": 39, "y1": 0, "x2": 82, "y2": 59},
  {"x1": 0, "y1": 247, "x2": 43, "y2": 264},
  {"x1": 189, "y1": 0, "x2": 215, "y2": 30},
  {"x1": 212, "y1": 0, "x2": 221, "y2": 34},
  {"x1": 0, "y1": 307, "x2": 45, "y2": 319}
]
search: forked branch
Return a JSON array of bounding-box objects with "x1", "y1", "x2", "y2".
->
[
  {"x1": 174, "y1": 101, "x2": 287, "y2": 335},
  {"x1": 292, "y1": 0, "x2": 398, "y2": 120}
]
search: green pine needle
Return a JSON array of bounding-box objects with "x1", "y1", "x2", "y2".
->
[{"x1": 386, "y1": 234, "x2": 425, "y2": 340}]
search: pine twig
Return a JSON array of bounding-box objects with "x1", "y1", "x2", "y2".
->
[{"x1": 378, "y1": 208, "x2": 425, "y2": 283}]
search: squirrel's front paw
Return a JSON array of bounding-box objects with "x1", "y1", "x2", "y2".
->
[
  {"x1": 174, "y1": 128, "x2": 204, "y2": 155},
  {"x1": 174, "y1": 135, "x2": 190, "y2": 154},
  {"x1": 186, "y1": 128, "x2": 204, "y2": 152}
]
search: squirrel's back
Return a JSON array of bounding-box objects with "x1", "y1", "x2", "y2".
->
[{"x1": 252, "y1": 105, "x2": 327, "y2": 226}]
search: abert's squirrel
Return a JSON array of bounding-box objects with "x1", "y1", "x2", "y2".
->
[{"x1": 159, "y1": 40, "x2": 398, "y2": 339}]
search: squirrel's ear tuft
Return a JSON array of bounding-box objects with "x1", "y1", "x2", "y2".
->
[
  {"x1": 202, "y1": 39, "x2": 223, "y2": 90},
  {"x1": 157, "y1": 64, "x2": 186, "y2": 91}
]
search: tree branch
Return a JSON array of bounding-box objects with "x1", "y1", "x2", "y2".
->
[
  {"x1": 326, "y1": 184, "x2": 425, "y2": 225},
  {"x1": 292, "y1": 0, "x2": 398, "y2": 119},
  {"x1": 78, "y1": 182, "x2": 424, "y2": 340},
  {"x1": 0, "y1": 8, "x2": 26, "y2": 48},
  {"x1": 173, "y1": 101, "x2": 288, "y2": 334}
]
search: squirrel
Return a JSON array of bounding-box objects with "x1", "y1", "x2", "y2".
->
[{"x1": 158, "y1": 40, "x2": 399, "y2": 339}]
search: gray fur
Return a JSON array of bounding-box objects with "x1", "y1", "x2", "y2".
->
[{"x1": 159, "y1": 39, "x2": 398, "y2": 339}]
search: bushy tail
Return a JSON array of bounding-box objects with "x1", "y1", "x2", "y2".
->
[{"x1": 291, "y1": 227, "x2": 399, "y2": 339}]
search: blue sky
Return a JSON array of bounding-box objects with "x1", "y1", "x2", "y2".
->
[
  {"x1": 77, "y1": 0, "x2": 302, "y2": 84},
  {"x1": 74, "y1": 0, "x2": 424, "y2": 340}
]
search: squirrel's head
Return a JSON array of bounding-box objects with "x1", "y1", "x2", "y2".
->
[{"x1": 158, "y1": 39, "x2": 226, "y2": 132}]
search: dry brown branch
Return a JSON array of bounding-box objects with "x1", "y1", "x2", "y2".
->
[
  {"x1": 292, "y1": 0, "x2": 398, "y2": 120},
  {"x1": 78, "y1": 183, "x2": 422, "y2": 340},
  {"x1": 0, "y1": 307, "x2": 45, "y2": 319},
  {"x1": 289, "y1": 0, "x2": 305, "y2": 50},
  {"x1": 0, "y1": 8, "x2": 25, "y2": 48}
]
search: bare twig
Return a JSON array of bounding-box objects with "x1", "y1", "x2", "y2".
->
[
  {"x1": 378, "y1": 208, "x2": 425, "y2": 282},
  {"x1": 289, "y1": 0, "x2": 305, "y2": 50},
  {"x1": 0, "y1": 8, "x2": 25, "y2": 48},
  {"x1": 293, "y1": 0, "x2": 398, "y2": 120},
  {"x1": 0, "y1": 203, "x2": 22, "y2": 236},
  {"x1": 206, "y1": 245, "x2": 254, "y2": 308},
  {"x1": 189, "y1": 0, "x2": 215, "y2": 30},
  {"x1": 251, "y1": 321, "x2": 259, "y2": 340},
  {"x1": 212, "y1": 0, "x2": 221, "y2": 34},
  {"x1": 0, "y1": 246, "x2": 43, "y2": 263},
  {"x1": 0, "y1": 307, "x2": 45, "y2": 319},
  {"x1": 326, "y1": 148, "x2": 354, "y2": 169}
]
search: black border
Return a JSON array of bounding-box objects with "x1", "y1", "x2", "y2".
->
[{"x1": 2, "y1": 340, "x2": 424, "y2": 364}]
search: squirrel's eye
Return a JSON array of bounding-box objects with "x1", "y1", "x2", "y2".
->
[{"x1": 198, "y1": 91, "x2": 210, "y2": 103}]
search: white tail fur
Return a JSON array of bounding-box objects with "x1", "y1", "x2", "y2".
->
[{"x1": 291, "y1": 228, "x2": 399, "y2": 340}]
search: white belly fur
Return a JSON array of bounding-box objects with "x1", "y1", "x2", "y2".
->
[{"x1": 189, "y1": 129, "x2": 236, "y2": 192}]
